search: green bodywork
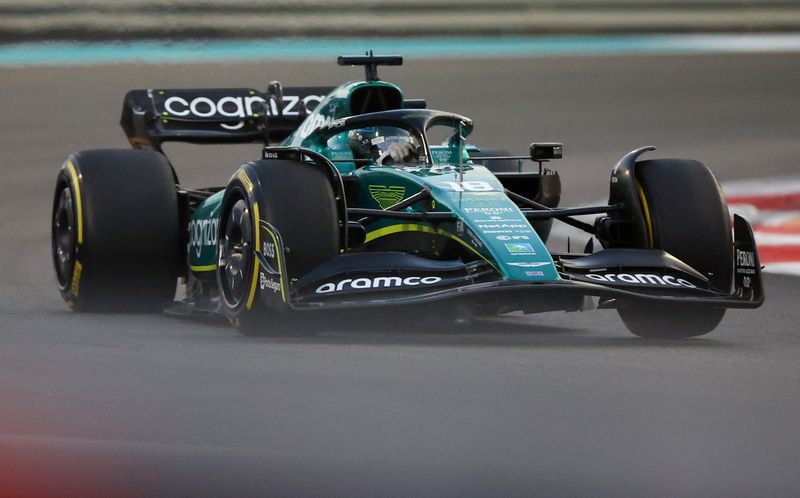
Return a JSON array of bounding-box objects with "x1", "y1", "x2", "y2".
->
[{"x1": 188, "y1": 80, "x2": 559, "y2": 282}]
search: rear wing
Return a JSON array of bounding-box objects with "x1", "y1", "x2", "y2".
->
[{"x1": 120, "y1": 85, "x2": 333, "y2": 149}]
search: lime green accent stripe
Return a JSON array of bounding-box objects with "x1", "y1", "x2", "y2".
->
[
  {"x1": 190, "y1": 264, "x2": 217, "y2": 272},
  {"x1": 365, "y1": 223, "x2": 436, "y2": 243},
  {"x1": 364, "y1": 223, "x2": 500, "y2": 274}
]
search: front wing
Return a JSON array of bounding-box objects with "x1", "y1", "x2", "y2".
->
[{"x1": 251, "y1": 214, "x2": 763, "y2": 314}]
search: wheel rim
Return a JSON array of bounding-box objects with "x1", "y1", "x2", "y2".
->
[
  {"x1": 53, "y1": 185, "x2": 76, "y2": 289},
  {"x1": 218, "y1": 198, "x2": 253, "y2": 308}
]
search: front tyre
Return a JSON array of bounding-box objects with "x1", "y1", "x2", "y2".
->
[
  {"x1": 217, "y1": 160, "x2": 339, "y2": 335},
  {"x1": 617, "y1": 158, "x2": 731, "y2": 339},
  {"x1": 217, "y1": 197, "x2": 256, "y2": 316}
]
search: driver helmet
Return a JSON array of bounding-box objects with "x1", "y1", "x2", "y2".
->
[
  {"x1": 348, "y1": 127, "x2": 419, "y2": 162},
  {"x1": 347, "y1": 127, "x2": 383, "y2": 160}
]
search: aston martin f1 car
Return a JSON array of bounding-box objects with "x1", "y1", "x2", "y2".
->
[{"x1": 52, "y1": 53, "x2": 763, "y2": 338}]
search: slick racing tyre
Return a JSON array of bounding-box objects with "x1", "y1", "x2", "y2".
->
[
  {"x1": 217, "y1": 160, "x2": 339, "y2": 335},
  {"x1": 617, "y1": 158, "x2": 732, "y2": 339},
  {"x1": 52, "y1": 149, "x2": 180, "y2": 311}
]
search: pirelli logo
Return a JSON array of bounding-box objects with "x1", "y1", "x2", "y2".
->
[{"x1": 736, "y1": 249, "x2": 756, "y2": 268}]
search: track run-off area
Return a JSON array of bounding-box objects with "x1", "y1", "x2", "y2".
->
[
  {"x1": 550, "y1": 176, "x2": 800, "y2": 277},
  {"x1": 726, "y1": 176, "x2": 800, "y2": 275},
  {"x1": 1, "y1": 45, "x2": 799, "y2": 496}
]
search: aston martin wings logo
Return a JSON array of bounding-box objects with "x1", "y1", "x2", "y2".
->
[{"x1": 369, "y1": 185, "x2": 406, "y2": 209}]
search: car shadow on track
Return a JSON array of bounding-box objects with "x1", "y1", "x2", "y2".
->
[
  {"x1": 41, "y1": 307, "x2": 733, "y2": 350},
  {"x1": 241, "y1": 310, "x2": 735, "y2": 350}
]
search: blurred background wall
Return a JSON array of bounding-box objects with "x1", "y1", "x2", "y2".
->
[{"x1": 1, "y1": 0, "x2": 799, "y2": 41}]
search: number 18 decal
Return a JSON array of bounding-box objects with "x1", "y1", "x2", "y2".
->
[{"x1": 443, "y1": 181, "x2": 494, "y2": 192}]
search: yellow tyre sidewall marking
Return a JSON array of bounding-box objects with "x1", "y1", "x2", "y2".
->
[
  {"x1": 636, "y1": 181, "x2": 654, "y2": 249},
  {"x1": 237, "y1": 169, "x2": 254, "y2": 194},
  {"x1": 65, "y1": 161, "x2": 84, "y2": 301},
  {"x1": 66, "y1": 161, "x2": 83, "y2": 245},
  {"x1": 365, "y1": 223, "x2": 500, "y2": 274},
  {"x1": 70, "y1": 261, "x2": 83, "y2": 297}
]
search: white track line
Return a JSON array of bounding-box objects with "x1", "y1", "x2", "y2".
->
[
  {"x1": 723, "y1": 176, "x2": 800, "y2": 196},
  {"x1": 761, "y1": 262, "x2": 800, "y2": 276},
  {"x1": 751, "y1": 232, "x2": 800, "y2": 246}
]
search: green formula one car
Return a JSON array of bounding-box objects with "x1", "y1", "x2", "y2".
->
[{"x1": 51, "y1": 53, "x2": 763, "y2": 338}]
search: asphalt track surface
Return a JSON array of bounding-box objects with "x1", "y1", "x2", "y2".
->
[{"x1": 1, "y1": 54, "x2": 799, "y2": 496}]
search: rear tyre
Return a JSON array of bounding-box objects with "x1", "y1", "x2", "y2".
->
[
  {"x1": 51, "y1": 149, "x2": 180, "y2": 311},
  {"x1": 217, "y1": 160, "x2": 339, "y2": 335},
  {"x1": 617, "y1": 158, "x2": 732, "y2": 339}
]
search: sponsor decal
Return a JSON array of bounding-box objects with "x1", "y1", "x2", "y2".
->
[
  {"x1": 315, "y1": 275, "x2": 442, "y2": 294},
  {"x1": 369, "y1": 185, "x2": 406, "y2": 209},
  {"x1": 456, "y1": 219, "x2": 465, "y2": 235},
  {"x1": 477, "y1": 223, "x2": 529, "y2": 229},
  {"x1": 736, "y1": 249, "x2": 756, "y2": 268},
  {"x1": 508, "y1": 262, "x2": 550, "y2": 268},
  {"x1": 504, "y1": 242, "x2": 537, "y2": 255},
  {"x1": 262, "y1": 241, "x2": 276, "y2": 258},
  {"x1": 496, "y1": 235, "x2": 530, "y2": 241},
  {"x1": 432, "y1": 149, "x2": 454, "y2": 162},
  {"x1": 481, "y1": 229, "x2": 514, "y2": 234},
  {"x1": 295, "y1": 113, "x2": 335, "y2": 137},
  {"x1": 735, "y1": 248, "x2": 757, "y2": 280},
  {"x1": 259, "y1": 272, "x2": 282, "y2": 292},
  {"x1": 525, "y1": 271, "x2": 545, "y2": 277},
  {"x1": 465, "y1": 228, "x2": 483, "y2": 249},
  {"x1": 463, "y1": 207, "x2": 514, "y2": 215},
  {"x1": 583, "y1": 273, "x2": 697, "y2": 288},
  {"x1": 462, "y1": 197, "x2": 509, "y2": 208},
  {"x1": 189, "y1": 218, "x2": 219, "y2": 258},
  {"x1": 162, "y1": 93, "x2": 325, "y2": 121}
]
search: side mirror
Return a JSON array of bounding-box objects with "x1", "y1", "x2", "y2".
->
[{"x1": 530, "y1": 143, "x2": 563, "y2": 161}]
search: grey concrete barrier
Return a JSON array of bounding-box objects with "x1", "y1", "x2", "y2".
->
[{"x1": 1, "y1": 0, "x2": 799, "y2": 40}]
